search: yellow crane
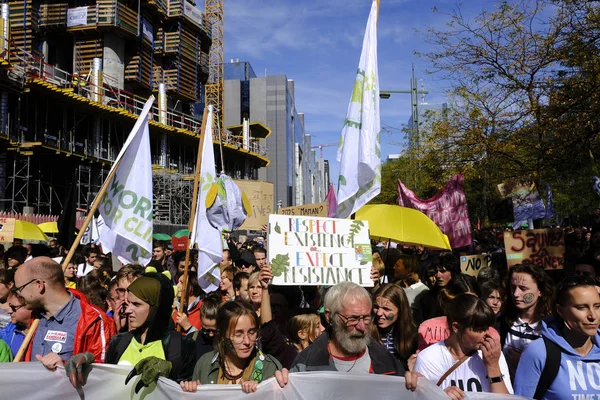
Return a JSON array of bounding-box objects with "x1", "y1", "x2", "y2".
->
[{"x1": 204, "y1": 0, "x2": 224, "y2": 137}]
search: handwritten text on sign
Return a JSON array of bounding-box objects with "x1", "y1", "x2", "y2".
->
[
  {"x1": 279, "y1": 202, "x2": 329, "y2": 217},
  {"x1": 235, "y1": 180, "x2": 273, "y2": 231},
  {"x1": 268, "y1": 215, "x2": 373, "y2": 287},
  {"x1": 460, "y1": 254, "x2": 493, "y2": 277},
  {"x1": 504, "y1": 228, "x2": 565, "y2": 269},
  {"x1": 0, "y1": 218, "x2": 15, "y2": 243}
]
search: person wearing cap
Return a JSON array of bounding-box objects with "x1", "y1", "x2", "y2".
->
[{"x1": 66, "y1": 273, "x2": 196, "y2": 393}]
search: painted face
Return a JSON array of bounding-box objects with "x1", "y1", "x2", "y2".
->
[
  {"x1": 486, "y1": 290, "x2": 503, "y2": 315},
  {"x1": 373, "y1": 296, "x2": 399, "y2": 329},
  {"x1": 510, "y1": 272, "x2": 542, "y2": 313},
  {"x1": 229, "y1": 315, "x2": 258, "y2": 359},
  {"x1": 248, "y1": 280, "x2": 262, "y2": 305},
  {"x1": 125, "y1": 291, "x2": 151, "y2": 330},
  {"x1": 458, "y1": 327, "x2": 489, "y2": 353},
  {"x1": 435, "y1": 268, "x2": 452, "y2": 287},
  {"x1": 558, "y1": 286, "x2": 600, "y2": 337},
  {"x1": 236, "y1": 279, "x2": 249, "y2": 301}
]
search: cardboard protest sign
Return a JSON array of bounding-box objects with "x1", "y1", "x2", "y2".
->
[
  {"x1": 0, "y1": 217, "x2": 15, "y2": 243},
  {"x1": 460, "y1": 254, "x2": 493, "y2": 277},
  {"x1": 279, "y1": 202, "x2": 329, "y2": 217},
  {"x1": 268, "y1": 215, "x2": 373, "y2": 287},
  {"x1": 235, "y1": 180, "x2": 273, "y2": 231},
  {"x1": 504, "y1": 228, "x2": 565, "y2": 269}
]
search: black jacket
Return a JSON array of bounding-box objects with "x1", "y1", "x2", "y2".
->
[{"x1": 290, "y1": 330, "x2": 406, "y2": 376}]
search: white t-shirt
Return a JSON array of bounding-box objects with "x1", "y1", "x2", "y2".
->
[{"x1": 413, "y1": 340, "x2": 513, "y2": 394}]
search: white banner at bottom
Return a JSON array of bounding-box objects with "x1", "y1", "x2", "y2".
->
[{"x1": 0, "y1": 363, "x2": 529, "y2": 399}]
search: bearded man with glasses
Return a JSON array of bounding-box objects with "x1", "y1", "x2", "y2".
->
[{"x1": 274, "y1": 281, "x2": 422, "y2": 391}]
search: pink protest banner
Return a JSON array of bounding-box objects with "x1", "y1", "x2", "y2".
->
[{"x1": 397, "y1": 174, "x2": 472, "y2": 248}]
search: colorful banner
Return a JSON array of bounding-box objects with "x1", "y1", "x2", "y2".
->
[
  {"x1": 460, "y1": 254, "x2": 493, "y2": 277},
  {"x1": 268, "y1": 215, "x2": 373, "y2": 287},
  {"x1": 336, "y1": 1, "x2": 381, "y2": 218},
  {"x1": 0, "y1": 217, "x2": 15, "y2": 243},
  {"x1": 98, "y1": 97, "x2": 153, "y2": 265},
  {"x1": 234, "y1": 180, "x2": 274, "y2": 231},
  {"x1": 0, "y1": 363, "x2": 526, "y2": 400},
  {"x1": 397, "y1": 175, "x2": 472, "y2": 248},
  {"x1": 279, "y1": 202, "x2": 329, "y2": 217},
  {"x1": 497, "y1": 181, "x2": 546, "y2": 225},
  {"x1": 504, "y1": 228, "x2": 565, "y2": 269}
]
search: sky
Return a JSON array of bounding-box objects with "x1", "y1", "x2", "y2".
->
[{"x1": 216, "y1": 0, "x2": 490, "y2": 182}]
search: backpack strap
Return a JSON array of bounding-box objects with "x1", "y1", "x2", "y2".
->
[
  {"x1": 165, "y1": 332, "x2": 183, "y2": 380},
  {"x1": 436, "y1": 354, "x2": 471, "y2": 386},
  {"x1": 533, "y1": 336, "x2": 561, "y2": 400}
]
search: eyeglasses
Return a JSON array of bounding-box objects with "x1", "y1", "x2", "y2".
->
[
  {"x1": 200, "y1": 328, "x2": 217, "y2": 337},
  {"x1": 557, "y1": 276, "x2": 599, "y2": 294},
  {"x1": 336, "y1": 312, "x2": 372, "y2": 326},
  {"x1": 8, "y1": 304, "x2": 24, "y2": 313},
  {"x1": 13, "y1": 278, "x2": 40, "y2": 296},
  {"x1": 230, "y1": 329, "x2": 259, "y2": 344}
]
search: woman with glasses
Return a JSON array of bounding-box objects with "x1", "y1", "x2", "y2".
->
[
  {"x1": 180, "y1": 301, "x2": 282, "y2": 393},
  {"x1": 414, "y1": 294, "x2": 513, "y2": 398},
  {"x1": 514, "y1": 275, "x2": 600, "y2": 399}
]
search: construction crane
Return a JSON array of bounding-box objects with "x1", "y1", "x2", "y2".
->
[
  {"x1": 204, "y1": 0, "x2": 224, "y2": 136},
  {"x1": 312, "y1": 143, "x2": 337, "y2": 158}
]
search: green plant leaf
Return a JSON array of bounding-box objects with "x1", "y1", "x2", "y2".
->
[
  {"x1": 271, "y1": 254, "x2": 290, "y2": 277},
  {"x1": 339, "y1": 175, "x2": 347, "y2": 186},
  {"x1": 274, "y1": 222, "x2": 281, "y2": 234}
]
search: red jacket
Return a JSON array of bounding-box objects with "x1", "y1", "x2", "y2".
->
[
  {"x1": 171, "y1": 298, "x2": 203, "y2": 335},
  {"x1": 25, "y1": 289, "x2": 117, "y2": 362}
]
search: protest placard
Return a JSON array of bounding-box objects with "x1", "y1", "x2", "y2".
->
[
  {"x1": 503, "y1": 228, "x2": 565, "y2": 269},
  {"x1": 460, "y1": 254, "x2": 493, "y2": 277},
  {"x1": 0, "y1": 217, "x2": 15, "y2": 243},
  {"x1": 279, "y1": 202, "x2": 329, "y2": 217},
  {"x1": 234, "y1": 180, "x2": 273, "y2": 231},
  {"x1": 268, "y1": 215, "x2": 373, "y2": 287}
]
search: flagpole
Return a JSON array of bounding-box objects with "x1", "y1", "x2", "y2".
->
[
  {"x1": 178, "y1": 107, "x2": 209, "y2": 331},
  {"x1": 375, "y1": 0, "x2": 380, "y2": 24},
  {"x1": 60, "y1": 158, "x2": 124, "y2": 272}
]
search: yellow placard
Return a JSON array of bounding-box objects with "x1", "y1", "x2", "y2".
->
[
  {"x1": 234, "y1": 180, "x2": 274, "y2": 231},
  {"x1": 0, "y1": 218, "x2": 16, "y2": 243}
]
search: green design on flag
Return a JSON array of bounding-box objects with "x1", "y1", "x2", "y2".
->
[{"x1": 336, "y1": 1, "x2": 381, "y2": 219}]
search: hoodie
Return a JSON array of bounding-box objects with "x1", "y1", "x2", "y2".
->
[{"x1": 514, "y1": 317, "x2": 600, "y2": 399}]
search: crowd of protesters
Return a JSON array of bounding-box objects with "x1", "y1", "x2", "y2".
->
[{"x1": 0, "y1": 221, "x2": 598, "y2": 399}]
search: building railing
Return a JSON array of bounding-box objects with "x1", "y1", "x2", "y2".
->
[{"x1": 0, "y1": 35, "x2": 268, "y2": 158}]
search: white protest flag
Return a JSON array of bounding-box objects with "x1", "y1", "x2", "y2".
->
[
  {"x1": 191, "y1": 105, "x2": 223, "y2": 291},
  {"x1": 336, "y1": 0, "x2": 381, "y2": 219},
  {"x1": 98, "y1": 97, "x2": 154, "y2": 265}
]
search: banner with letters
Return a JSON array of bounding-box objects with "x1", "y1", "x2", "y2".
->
[
  {"x1": 460, "y1": 254, "x2": 493, "y2": 277},
  {"x1": 279, "y1": 202, "x2": 329, "y2": 217},
  {"x1": 398, "y1": 174, "x2": 472, "y2": 248},
  {"x1": 235, "y1": 180, "x2": 273, "y2": 231},
  {"x1": 268, "y1": 215, "x2": 373, "y2": 287},
  {"x1": 0, "y1": 363, "x2": 528, "y2": 400},
  {"x1": 503, "y1": 228, "x2": 565, "y2": 269}
]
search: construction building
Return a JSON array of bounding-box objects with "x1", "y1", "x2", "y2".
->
[
  {"x1": 224, "y1": 60, "x2": 328, "y2": 208},
  {"x1": 0, "y1": 1, "x2": 269, "y2": 231}
]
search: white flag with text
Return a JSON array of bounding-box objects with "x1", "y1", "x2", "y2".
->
[
  {"x1": 98, "y1": 97, "x2": 154, "y2": 265},
  {"x1": 336, "y1": 0, "x2": 381, "y2": 218}
]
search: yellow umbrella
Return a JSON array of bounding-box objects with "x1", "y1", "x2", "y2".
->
[
  {"x1": 15, "y1": 220, "x2": 48, "y2": 241},
  {"x1": 38, "y1": 221, "x2": 59, "y2": 234},
  {"x1": 356, "y1": 204, "x2": 452, "y2": 250}
]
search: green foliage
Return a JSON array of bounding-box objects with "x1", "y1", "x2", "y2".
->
[
  {"x1": 270, "y1": 254, "x2": 290, "y2": 277},
  {"x1": 347, "y1": 221, "x2": 365, "y2": 245}
]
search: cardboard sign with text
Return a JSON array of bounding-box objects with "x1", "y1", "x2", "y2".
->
[
  {"x1": 268, "y1": 215, "x2": 373, "y2": 287},
  {"x1": 234, "y1": 180, "x2": 274, "y2": 231},
  {"x1": 460, "y1": 254, "x2": 493, "y2": 277},
  {"x1": 504, "y1": 229, "x2": 565, "y2": 269},
  {"x1": 279, "y1": 202, "x2": 329, "y2": 217},
  {"x1": 0, "y1": 218, "x2": 15, "y2": 243}
]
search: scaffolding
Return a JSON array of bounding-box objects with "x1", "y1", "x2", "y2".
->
[{"x1": 152, "y1": 169, "x2": 193, "y2": 226}]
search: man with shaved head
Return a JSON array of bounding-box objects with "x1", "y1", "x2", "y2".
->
[{"x1": 13, "y1": 257, "x2": 116, "y2": 369}]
